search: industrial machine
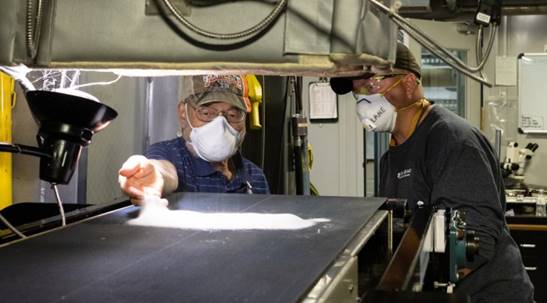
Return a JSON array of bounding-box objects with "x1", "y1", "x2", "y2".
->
[
  {"x1": 0, "y1": 88, "x2": 480, "y2": 301},
  {"x1": 0, "y1": 192, "x2": 479, "y2": 302},
  {"x1": 0, "y1": 0, "x2": 512, "y2": 301}
]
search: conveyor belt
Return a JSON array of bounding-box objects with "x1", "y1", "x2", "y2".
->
[{"x1": 0, "y1": 192, "x2": 385, "y2": 303}]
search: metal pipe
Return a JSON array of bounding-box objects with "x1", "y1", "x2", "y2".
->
[
  {"x1": 369, "y1": 0, "x2": 494, "y2": 72},
  {"x1": 399, "y1": 20, "x2": 493, "y2": 86},
  {"x1": 368, "y1": 0, "x2": 494, "y2": 86},
  {"x1": 494, "y1": 127, "x2": 503, "y2": 159}
]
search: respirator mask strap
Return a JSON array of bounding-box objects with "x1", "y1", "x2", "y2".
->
[
  {"x1": 185, "y1": 103, "x2": 197, "y2": 130},
  {"x1": 380, "y1": 76, "x2": 403, "y2": 97}
]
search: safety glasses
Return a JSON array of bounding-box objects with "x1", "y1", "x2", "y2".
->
[
  {"x1": 353, "y1": 73, "x2": 407, "y2": 95},
  {"x1": 188, "y1": 103, "x2": 246, "y2": 124}
]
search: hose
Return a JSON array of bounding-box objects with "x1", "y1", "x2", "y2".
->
[
  {"x1": 26, "y1": 0, "x2": 46, "y2": 59},
  {"x1": 157, "y1": 0, "x2": 287, "y2": 40}
]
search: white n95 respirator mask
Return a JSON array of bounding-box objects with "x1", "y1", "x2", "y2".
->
[
  {"x1": 188, "y1": 115, "x2": 241, "y2": 162},
  {"x1": 354, "y1": 93, "x2": 397, "y2": 133}
]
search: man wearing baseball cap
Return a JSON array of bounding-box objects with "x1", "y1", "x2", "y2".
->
[
  {"x1": 119, "y1": 74, "x2": 269, "y2": 204},
  {"x1": 330, "y1": 43, "x2": 533, "y2": 302}
]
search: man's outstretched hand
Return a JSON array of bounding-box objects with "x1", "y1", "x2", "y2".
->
[{"x1": 118, "y1": 155, "x2": 165, "y2": 205}]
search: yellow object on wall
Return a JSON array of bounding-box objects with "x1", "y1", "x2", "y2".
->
[
  {"x1": 0, "y1": 72, "x2": 15, "y2": 209},
  {"x1": 245, "y1": 75, "x2": 263, "y2": 130}
]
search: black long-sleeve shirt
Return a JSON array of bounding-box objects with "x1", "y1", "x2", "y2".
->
[{"x1": 380, "y1": 105, "x2": 534, "y2": 303}]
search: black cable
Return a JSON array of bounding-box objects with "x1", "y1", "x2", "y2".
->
[{"x1": 0, "y1": 143, "x2": 51, "y2": 159}]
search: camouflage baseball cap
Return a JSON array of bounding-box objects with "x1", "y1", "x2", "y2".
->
[{"x1": 181, "y1": 75, "x2": 251, "y2": 112}]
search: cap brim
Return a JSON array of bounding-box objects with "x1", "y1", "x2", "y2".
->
[
  {"x1": 329, "y1": 77, "x2": 353, "y2": 95},
  {"x1": 187, "y1": 91, "x2": 248, "y2": 112},
  {"x1": 329, "y1": 72, "x2": 375, "y2": 95}
]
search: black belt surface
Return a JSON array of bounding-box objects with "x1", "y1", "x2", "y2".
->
[{"x1": 0, "y1": 192, "x2": 385, "y2": 303}]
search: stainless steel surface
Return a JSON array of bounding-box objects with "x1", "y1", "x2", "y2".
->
[
  {"x1": 348, "y1": 210, "x2": 389, "y2": 257},
  {"x1": 303, "y1": 209, "x2": 388, "y2": 302},
  {"x1": 303, "y1": 257, "x2": 358, "y2": 303}
]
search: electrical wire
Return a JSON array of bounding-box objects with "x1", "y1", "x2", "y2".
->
[
  {"x1": 0, "y1": 143, "x2": 52, "y2": 159},
  {"x1": 0, "y1": 184, "x2": 67, "y2": 239},
  {"x1": 71, "y1": 74, "x2": 122, "y2": 90},
  {"x1": 157, "y1": 0, "x2": 287, "y2": 40},
  {"x1": 51, "y1": 184, "x2": 66, "y2": 226},
  {"x1": 0, "y1": 213, "x2": 27, "y2": 239}
]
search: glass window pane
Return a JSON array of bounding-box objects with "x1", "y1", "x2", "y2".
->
[{"x1": 421, "y1": 49, "x2": 466, "y2": 117}]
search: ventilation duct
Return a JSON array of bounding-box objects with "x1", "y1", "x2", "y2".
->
[{"x1": 0, "y1": 0, "x2": 400, "y2": 77}]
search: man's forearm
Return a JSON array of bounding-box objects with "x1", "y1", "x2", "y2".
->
[{"x1": 150, "y1": 159, "x2": 178, "y2": 195}]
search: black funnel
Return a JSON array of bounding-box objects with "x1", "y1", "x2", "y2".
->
[{"x1": 25, "y1": 90, "x2": 118, "y2": 184}]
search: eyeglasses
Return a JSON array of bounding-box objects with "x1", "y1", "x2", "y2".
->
[
  {"x1": 189, "y1": 103, "x2": 246, "y2": 124},
  {"x1": 353, "y1": 73, "x2": 406, "y2": 95}
]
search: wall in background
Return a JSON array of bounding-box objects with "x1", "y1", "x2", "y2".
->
[
  {"x1": 482, "y1": 15, "x2": 547, "y2": 189},
  {"x1": 303, "y1": 77, "x2": 365, "y2": 197},
  {"x1": 82, "y1": 74, "x2": 148, "y2": 204},
  {"x1": 12, "y1": 85, "x2": 41, "y2": 203}
]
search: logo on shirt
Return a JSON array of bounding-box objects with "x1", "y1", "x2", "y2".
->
[{"x1": 397, "y1": 168, "x2": 412, "y2": 179}]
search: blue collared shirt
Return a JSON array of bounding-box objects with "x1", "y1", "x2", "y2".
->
[{"x1": 145, "y1": 138, "x2": 270, "y2": 194}]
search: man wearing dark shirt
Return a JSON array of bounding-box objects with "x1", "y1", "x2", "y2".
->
[
  {"x1": 119, "y1": 75, "x2": 269, "y2": 205},
  {"x1": 330, "y1": 43, "x2": 534, "y2": 302}
]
